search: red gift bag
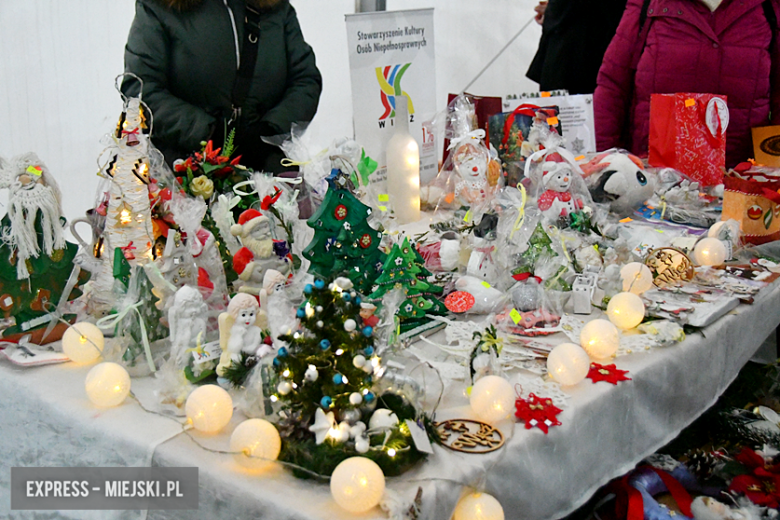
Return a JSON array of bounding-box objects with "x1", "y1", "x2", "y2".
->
[{"x1": 648, "y1": 93, "x2": 728, "y2": 187}]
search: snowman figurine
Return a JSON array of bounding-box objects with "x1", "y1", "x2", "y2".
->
[
  {"x1": 453, "y1": 142, "x2": 492, "y2": 205},
  {"x1": 537, "y1": 162, "x2": 584, "y2": 222}
]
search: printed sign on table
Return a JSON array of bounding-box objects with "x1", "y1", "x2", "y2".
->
[{"x1": 346, "y1": 9, "x2": 437, "y2": 185}]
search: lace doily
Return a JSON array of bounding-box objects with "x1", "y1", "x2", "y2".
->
[
  {"x1": 515, "y1": 375, "x2": 571, "y2": 408},
  {"x1": 561, "y1": 315, "x2": 658, "y2": 357}
]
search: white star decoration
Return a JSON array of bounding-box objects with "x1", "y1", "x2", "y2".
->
[
  {"x1": 395, "y1": 257, "x2": 403, "y2": 266},
  {"x1": 309, "y1": 408, "x2": 336, "y2": 445}
]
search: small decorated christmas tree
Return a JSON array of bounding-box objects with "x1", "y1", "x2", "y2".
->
[
  {"x1": 275, "y1": 276, "x2": 377, "y2": 428},
  {"x1": 302, "y1": 170, "x2": 385, "y2": 295},
  {"x1": 368, "y1": 238, "x2": 447, "y2": 336},
  {"x1": 272, "y1": 276, "x2": 431, "y2": 477}
]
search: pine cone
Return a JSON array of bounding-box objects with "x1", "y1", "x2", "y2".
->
[{"x1": 685, "y1": 449, "x2": 719, "y2": 481}]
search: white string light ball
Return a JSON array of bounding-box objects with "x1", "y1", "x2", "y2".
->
[
  {"x1": 620, "y1": 262, "x2": 654, "y2": 294},
  {"x1": 579, "y1": 319, "x2": 619, "y2": 360},
  {"x1": 469, "y1": 375, "x2": 515, "y2": 423},
  {"x1": 693, "y1": 237, "x2": 728, "y2": 266},
  {"x1": 547, "y1": 343, "x2": 590, "y2": 386},
  {"x1": 230, "y1": 419, "x2": 281, "y2": 471},
  {"x1": 606, "y1": 292, "x2": 645, "y2": 330},
  {"x1": 63, "y1": 322, "x2": 105, "y2": 364},
  {"x1": 452, "y1": 492, "x2": 505, "y2": 520},
  {"x1": 185, "y1": 385, "x2": 233, "y2": 434},
  {"x1": 330, "y1": 457, "x2": 386, "y2": 514},
  {"x1": 85, "y1": 362, "x2": 131, "y2": 408}
]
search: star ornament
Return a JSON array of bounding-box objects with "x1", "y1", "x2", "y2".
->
[
  {"x1": 587, "y1": 363, "x2": 631, "y2": 385},
  {"x1": 514, "y1": 393, "x2": 562, "y2": 434},
  {"x1": 309, "y1": 408, "x2": 336, "y2": 445}
]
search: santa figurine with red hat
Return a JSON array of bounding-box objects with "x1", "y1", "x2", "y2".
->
[
  {"x1": 537, "y1": 161, "x2": 584, "y2": 221},
  {"x1": 230, "y1": 209, "x2": 291, "y2": 296}
]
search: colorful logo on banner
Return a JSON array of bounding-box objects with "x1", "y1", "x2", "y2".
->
[{"x1": 376, "y1": 64, "x2": 415, "y2": 122}]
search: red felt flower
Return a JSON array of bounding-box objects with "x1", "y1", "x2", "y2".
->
[
  {"x1": 587, "y1": 363, "x2": 631, "y2": 385},
  {"x1": 159, "y1": 187, "x2": 172, "y2": 201},
  {"x1": 730, "y1": 474, "x2": 780, "y2": 508},
  {"x1": 514, "y1": 393, "x2": 562, "y2": 434}
]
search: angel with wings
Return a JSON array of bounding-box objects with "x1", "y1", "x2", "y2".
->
[
  {"x1": 167, "y1": 285, "x2": 208, "y2": 368},
  {"x1": 216, "y1": 293, "x2": 270, "y2": 377}
]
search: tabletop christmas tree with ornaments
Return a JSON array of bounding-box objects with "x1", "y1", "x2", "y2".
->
[{"x1": 271, "y1": 276, "x2": 432, "y2": 477}]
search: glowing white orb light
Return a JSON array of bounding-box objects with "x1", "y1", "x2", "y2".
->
[
  {"x1": 547, "y1": 343, "x2": 590, "y2": 386},
  {"x1": 330, "y1": 457, "x2": 386, "y2": 514},
  {"x1": 469, "y1": 375, "x2": 515, "y2": 423},
  {"x1": 606, "y1": 292, "x2": 645, "y2": 330},
  {"x1": 185, "y1": 384, "x2": 233, "y2": 434},
  {"x1": 579, "y1": 319, "x2": 620, "y2": 360},
  {"x1": 452, "y1": 492, "x2": 505, "y2": 520},
  {"x1": 620, "y1": 262, "x2": 654, "y2": 294},
  {"x1": 230, "y1": 419, "x2": 281, "y2": 471},
  {"x1": 693, "y1": 237, "x2": 728, "y2": 266},
  {"x1": 85, "y1": 362, "x2": 131, "y2": 408},
  {"x1": 63, "y1": 322, "x2": 105, "y2": 364}
]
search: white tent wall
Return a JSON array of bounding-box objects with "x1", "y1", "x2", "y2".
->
[{"x1": 0, "y1": 0, "x2": 541, "y2": 224}]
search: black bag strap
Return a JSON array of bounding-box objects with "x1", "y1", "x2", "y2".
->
[{"x1": 229, "y1": 5, "x2": 261, "y2": 125}]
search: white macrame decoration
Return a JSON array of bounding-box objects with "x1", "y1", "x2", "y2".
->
[{"x1": 0, "y1": 153, "x2": 66, "y2": 279}]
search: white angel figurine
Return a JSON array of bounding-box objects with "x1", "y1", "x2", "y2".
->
[
  {"x1": 216, "y1": 293, "x2": 269, "y2": 376},
  {"x1": 167, "y1": 285, "x2": 208, "y2": 368}
]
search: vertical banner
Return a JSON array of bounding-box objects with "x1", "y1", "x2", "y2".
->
[{"x1": 345, "y1": 9, "x2": 437, "y2": 187}]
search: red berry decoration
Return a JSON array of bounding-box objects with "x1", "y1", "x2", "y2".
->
[
  {"x1": 514, "y1": 393, "x2": 562, "y2": 434},
  {"x1": 587, "y1": 363, "x2": 631, "y2": 385},
  {"x1": 445, "y1": 291, "x2": 475, "y2": 313}
]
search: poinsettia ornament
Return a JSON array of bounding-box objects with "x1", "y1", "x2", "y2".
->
[
  {"x1": 515, "y1": 392, "x2": 562, "y2": 434},
  {"x1": 587, "y1": 363, "x2": 631, "y2": 385}
]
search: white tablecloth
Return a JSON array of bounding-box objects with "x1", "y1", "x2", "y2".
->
[{"x1": 2, "y1": 281, "x2": 779, "y2": 520}]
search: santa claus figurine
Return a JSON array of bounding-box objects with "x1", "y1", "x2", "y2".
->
[
  {"x1": 230, "y1": 209, "x2": 291, "y2": 295},
  {"x1": 537, "y1": 161, "x2": 584, "y2": 221}
]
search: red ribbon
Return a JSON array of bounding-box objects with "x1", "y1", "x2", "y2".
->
[
  {"x1": 122, "y1": 127, "x2": 140, "y2": 136},
  {"x1": 260, "y1": 187, "x2": 283, "y2": 211},
  {"x1": 609, "y1": 467, "x2": 692, "y2": 520},
  {"x1": 502, "y1": 104, "x2": 542, "y2": 146}
]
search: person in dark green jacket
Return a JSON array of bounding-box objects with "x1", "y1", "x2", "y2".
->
[{"x1": 122, "y1": 0, "x2": 322, "y2": 173}]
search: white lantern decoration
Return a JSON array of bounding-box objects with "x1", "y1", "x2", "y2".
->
[
  {"x1": 229, "y1": 419, "x2": 281, "y2": 471},
  {"x1": 63, "y1": 322, "x2": 105, "y2": 364},
  {"x1": 330, "y1": 457, "x2": 386, "y2": 514},
  {"x1": 606, "y1": 292, "x2": 645, "y2": 330},
  {"x1": 185, "y1": 384, "x2": 233, "y2": 434},
  {"x1": 452, "y1": 492, "x2": 505, "y2": 520},
  {"x1": 469, "y1": 375, "x2": 515, "y2": 423},
  {"x1": 579, "y1": 319, "x2": 620, "y2": 360},
  {"x1": 620, "y1": 262, "x2": 654, "y2": 294},
  {"x1": 386, "y1": 95, "x2": 420, "y2": 224},
  {"x1": 85, "y1": 362, "x2": 131, "y2": 408},
  {"x1": 693, "y1": 237, "x2": 728, "y2": 266},
  {"x1": 547, "y1": 343, "x2": 590, "y2": 386}
]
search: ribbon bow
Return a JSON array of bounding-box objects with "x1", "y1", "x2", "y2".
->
[
  {"x1": 447, "y1": 128, "x2": 486, "y2": 152},
  {"x1": 96, "y1": 301, "x2": 156, "y2": 373}
]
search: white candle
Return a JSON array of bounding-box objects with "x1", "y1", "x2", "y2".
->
[{"x1": 386, "y1": 95, "x2": 420, "y2": 224}]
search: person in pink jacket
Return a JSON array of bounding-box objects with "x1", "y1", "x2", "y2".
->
[{"x1": 594, "y1": 0, "x2": 780, "y2": 167}]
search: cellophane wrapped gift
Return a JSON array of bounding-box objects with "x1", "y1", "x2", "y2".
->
[
  {"x1": 722, "y1": 164, "x2": 780, "y2": 244},
  {"x1": 441, "y1": 93, "x2": 503, "y2": 167},
  {"x1": 648, "y1": 93, "x2": 728, "y2": 187},
  {"x1": 488, "y1": 104, "x2": 564, "y2": 187},
  {"x1": 423, "y1": 95, "x2": 503, "y2": 218}
]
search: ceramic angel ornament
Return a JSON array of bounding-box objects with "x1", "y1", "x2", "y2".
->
[
  {"x1": 167, "y1": 285, "x2": 208, "y2": 368},
  {"x1": 216, "y1": 293, "x2": 269, "y2": 376}
]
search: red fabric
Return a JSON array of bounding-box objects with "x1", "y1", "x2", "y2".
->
[
  {"x1": 647, "y1": 467, "x2": 693, "y2": 517},
  {"x1": 595, "y1": 0, "x2": 780, "y2": 168},
  {"x1": 648, "y1": 93, "x2": 727, "y2": 186}
]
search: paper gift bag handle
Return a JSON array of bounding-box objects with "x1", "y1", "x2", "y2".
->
[{"x1": 502, "y1": 104, "x2": 541, "y2": 146}]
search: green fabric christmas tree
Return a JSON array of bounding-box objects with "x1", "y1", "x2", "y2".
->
[
  {"x1": 512, "y1": 222, "x2": 556, "y2": 277},
  {"x1": 368, "y1": 238, "x2": 447, "y2": 335},
  {"x1": 302, "y1": 171, "x2": 385, "y2": 295}
]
